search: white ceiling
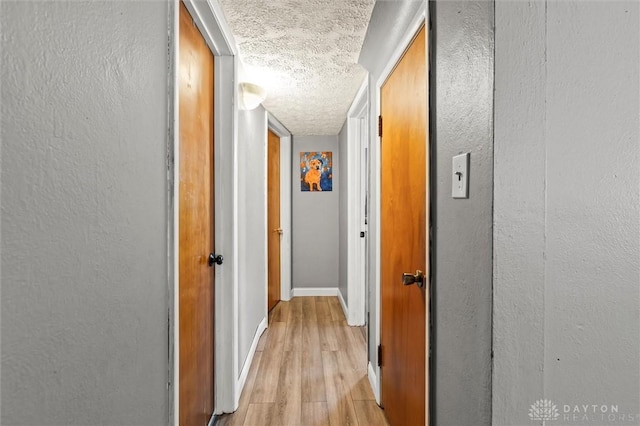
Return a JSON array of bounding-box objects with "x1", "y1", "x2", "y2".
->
[{"x1": 218, "y1": 0, "x2": 375, "y2": 135}]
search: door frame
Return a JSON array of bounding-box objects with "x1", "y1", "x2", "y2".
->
[
  {"x1": 168, "y1": 0, "x2": 240, "y2": 423},
  {"x1": 346, "y1": 77, "x2": 369, "y2": 326},
  {"x1": 267, "y1": 113, "x2": 293, "y2": 302},
  {"x1": 369, "y1": 1, "x2": 428, "y2": 411}
]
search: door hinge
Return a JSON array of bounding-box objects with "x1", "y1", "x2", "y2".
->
[
  {"x1": 360, "y1": 231, "x2": 365, "y2": 238},
  {"x1": 378, "y1": 115, "x2": 383, "y2": 137},
  {"x1": 377, "y1": 344, "x2": 382, "y2": 367}
]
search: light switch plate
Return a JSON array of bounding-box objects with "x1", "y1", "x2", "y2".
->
[{"x1": 452, "y1": 153, "x2": 469, "y2": 199}]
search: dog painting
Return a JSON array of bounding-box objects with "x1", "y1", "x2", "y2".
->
[{"x1": 300, "y1": 151, "x2": 332, "y2": 192}]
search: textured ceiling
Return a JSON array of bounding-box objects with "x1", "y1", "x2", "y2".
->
[{"x1": 219, "y1": 0, "x2": 375, "y2": 135}]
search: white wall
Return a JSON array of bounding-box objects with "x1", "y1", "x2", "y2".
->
[
  {"x1": 338, "y1": 122, "x2": 349, "y2": 303},
  {"x1": 237, "y1": 105, "x2": 268, "y2": 376},
  {"x1": 1, "y1": 2, "x2": 169, "y2": 424},
  {"x1": 494, "y1": 1, "x2": 640, "y2": 424},
  {"x1": 292, "y1": 136, "x2": 340, "y2": 289}
]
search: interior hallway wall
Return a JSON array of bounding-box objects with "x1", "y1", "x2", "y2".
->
[
  {"x1": 338, "y1": 122, "x2": 349, "y2": 303},
  {"x1": 292, "y1": 135, "x2": 340, "y2": 289},
  {"x1": 493, "y1": 2, "x2": 640, "y2": 424},
  {"x1": 1, "y1": 1, "x2": 169, "y2": 424},
  {"x1": 359, "y1": 1, "x2": 494, "y2": 424},
  {"x1": 237, "y1": 105, "x2": 268, "y2": 375},
  {"x1": 430, "y1": 2, "x2": 494, "y2": 425}
]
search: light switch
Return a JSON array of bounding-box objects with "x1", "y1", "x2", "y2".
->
[{"x1": 452, "y1": 153, "x2": 469, "y2": 199}]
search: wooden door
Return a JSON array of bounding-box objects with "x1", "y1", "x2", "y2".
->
[
  {"x1": 267, "y1": 130, "x2": 281, "y2": 312},
  {"x1": 380, "y1": 25, "x2": 428, "y2": 426},
  {"x1": 179, "y1": 3, "x2": 215, "y2": 425}
]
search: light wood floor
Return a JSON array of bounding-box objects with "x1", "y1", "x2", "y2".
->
[{"x1": 217, "y1": 296, "x2": 389, "y2": 426}]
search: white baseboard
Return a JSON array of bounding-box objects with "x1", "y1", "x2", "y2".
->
[
  {"x1": 291, "y1": 287, "x2": 339, "y2": 297},
  {"x1": 235, "y1": 316, "x2": 267, "y2": 405},
  {"x1": 368, "y1": 361, "x2": 381, "y2": 404},
  {"x1": 338, "y1": 289, "x2": 349, "y2": 320},
  {"x1": 281, "y1": 288, "x2": 292, "y2": 302}
]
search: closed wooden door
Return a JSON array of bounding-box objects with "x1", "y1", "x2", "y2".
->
[
  {"x1": 179, "y1": 3, "x2": 215, "y2": 425},
  {"x1": 380, "y1": 25, "x2": 428, "y2": 426},
  {"x1": 267, "y1": 130, "x2": 281, "y2": 312}
]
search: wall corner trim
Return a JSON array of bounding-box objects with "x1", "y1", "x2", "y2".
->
[
  {"x1": 338, "y1": 288, "x2": 349, "y2": 321},
  {"x1": 367, "y1": 361, "x2": 381, "y2": 404},
  {"x1": 234, "y1": 316, "x2": 268, "y2": 410}
]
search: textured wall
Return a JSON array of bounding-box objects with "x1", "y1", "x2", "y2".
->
[
  {"x1": 0, "y1": 1, "x2": 169, "y2": 425},
  {"x1": 338, "y1": 122, "x2": 349, "y2": 303},
  {"x1": 493, "y1": 2, "x2": 545, "y2": 422},
  {"x1": 494, "y1": 2, "x2": 640, "y2": 424},
  {"x1": 292, "y1": 136, "x2": 339, "y2": 289},
  {"x1": 430, "y1": 2, "x2": 494, "y2": 424},
  {"x1": 237, "y1": 106, "x2": 268, "y2": 374}
]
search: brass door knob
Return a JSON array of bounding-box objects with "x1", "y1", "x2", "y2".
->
[{"x1": 402, "y1": 270, "x2": 424, "y2": 288}]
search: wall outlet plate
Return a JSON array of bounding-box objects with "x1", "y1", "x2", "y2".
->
[{"x1": 452, "y1": 152, "x2": 470, "y2": 199}]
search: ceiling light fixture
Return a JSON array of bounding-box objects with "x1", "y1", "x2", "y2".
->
[{"x1": 238, "y1": 82, "x2": 266, "y2": 110}]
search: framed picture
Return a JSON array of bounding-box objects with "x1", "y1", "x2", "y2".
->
[{"x1": 300, "y1": 151, "x2": 332, "y2": 192}]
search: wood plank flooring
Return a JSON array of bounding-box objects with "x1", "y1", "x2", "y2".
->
[{"x1": 217, "y1": 297, "x2": 389, "y2": 426}]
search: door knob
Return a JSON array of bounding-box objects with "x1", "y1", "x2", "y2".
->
[
  {"x1": 208, "y1": 253, "x2": 223, "y2": 267},
  {"x1": 402, "y1": 270, "x2": 424, "y2": 288},
  {"x1": 273, "y1": 228, "x2": 283, "y2": 235}
]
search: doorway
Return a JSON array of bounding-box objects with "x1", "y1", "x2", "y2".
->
[
  {"x1": 359, "y1": 113, "x2": 370, "y2": 346},
  {"x1": 172, "y1": 0, "x2": 266, "y2": 418},
  {"x1": 267, "y1": 129, "x2": 282, "y2": 312},
  {"x1": 178, "y1": 2, "x2": 215, "y2": 424},
  {"x1": 347, "y1": 80, "x2": 369, "y2": 328},
  {"x1": 379, "y1": 24, "x2": 428, "y2": 425},
  {"x1": 268, "y1": 114, "x2": 293, "y2": 304}
]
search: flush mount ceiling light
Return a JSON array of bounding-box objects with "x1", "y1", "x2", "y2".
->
[{"x1": 238, "y1": 82, "x2": 267, "y2": 110}]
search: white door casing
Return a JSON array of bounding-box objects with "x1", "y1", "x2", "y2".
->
[{"x1": 346, "y1": 77, "x2": 369, "y2": 326}]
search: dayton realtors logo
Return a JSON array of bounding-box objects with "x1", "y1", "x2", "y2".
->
[
  {"x1": 529, "y1": 399, "x2": 560, "y2": 422},
  {"x1": 529, "y1": 400, "x2": 638, "y2": 423},
  {"x1": 561, "y1": 403, "x2": 637, "y2": 423}
]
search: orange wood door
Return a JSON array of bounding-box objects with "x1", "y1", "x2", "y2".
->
[
  {"x1": 179, "y1": 3, "x2": 215, "y2": 425},
  {"x1": 267, "y1": 129, "x2": 281, "y2": 312},
  {"x1": 380, "y1": 25, "x2": 428, "y2": 426}
]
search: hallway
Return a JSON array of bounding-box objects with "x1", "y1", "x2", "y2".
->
[
  {"x1": 3, "y1": 1, "x2": 639, "y2": 425},
  {"x1": 218, "y1": 297, "x2": 388, "y2": 426}
]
